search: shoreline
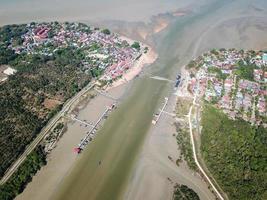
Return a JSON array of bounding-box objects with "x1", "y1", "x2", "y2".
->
[
  {"x1": 4, "y1": 1, "x2": 267, "y2": 199},
  {"x1": 181, "y1": 48, "x2": 267, "y2": 200},
  {"x1": 105, "y1": 43, "x2": 158, "y2": 91},
  {"x1": 180, "y1": 65, "x2": 225, "y2": 200},
  {"x1": 123, "y1": 66, "x2": 215, "y2": 200},
  {"x1": 16, "y1": 83, "x2": 127, "y2": 200},
  {"x1": 15, "y1": 37, "x2": 157, "y2": 200}
]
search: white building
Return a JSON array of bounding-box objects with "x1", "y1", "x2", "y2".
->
[{"x1": 3, "y1": 67, "x2": 17, "y2": 76}]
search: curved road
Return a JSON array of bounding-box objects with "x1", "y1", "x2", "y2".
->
[{"x1": 187, "y1": 84, "x2": 224, "y2": 200}]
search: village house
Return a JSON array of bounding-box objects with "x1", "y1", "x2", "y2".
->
[
  {"x1": 187, "y1": 49, "x2": 267, "y2": 126},
  {"x1": 257, "y1": 96, "x2": 266, "y2": 115},
  {"x1": 9, "y1": 22, "x2": 142, "y2": 84}
]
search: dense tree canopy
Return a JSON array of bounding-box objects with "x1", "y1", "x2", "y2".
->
[
  {"x1": 201, "y1": 104, "x2": 267, "y2": 200},
  {"x1": 0, "y1": 146, "x2": 46, "y2": 200}
]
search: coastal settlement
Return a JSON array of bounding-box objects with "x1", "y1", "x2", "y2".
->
[
  {"x1": 0, "y1": 22, "x2": 147, "y2": 198},
  {"x1": 175, "y1": 48, "x2": 267, "y2": 200},
  {"x1": 187, "y1": 49, "x2": 267, "y2": 126},
  {"x1": 1, "y1": 22, "x2": 143, "y2": 83}
]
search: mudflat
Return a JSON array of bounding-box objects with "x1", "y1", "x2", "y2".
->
[
  {"x1": 50, "y1": 1, "x2": 267, "y2": 199},
  {"x1": 16, "y1": 45, "x2": 157, "y2": 200},
  {"x1": 8, "y1": 0, "x2": 267, "y2": 200},
  {"x1": 0, "y1": 0, "x2": 195, "y2": 25}
]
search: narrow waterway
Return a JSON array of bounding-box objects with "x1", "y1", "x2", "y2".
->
[
  {"x1": 1, "y1": 0, "x2": 265, "y2": 199},
  {"x1": 49, "y1": 0, "x2": 267, "y2": 199}
]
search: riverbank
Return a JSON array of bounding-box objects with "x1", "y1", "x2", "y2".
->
[
  {"x1": 16, "y1": 84, "x2": 123, "y2": 200},
  {"x1": 123, "y1": 64, "x2": 215, "y2": 200},
  {"x1": 182, "y1": 48, "x2": 267, "y2": 200},
  {"x1": 124, "y1": 90, "x2": 215, "y2": 200},
  {"x1": 16, "y1": 42, "x2": 156, "y2": 200},
  {"x1": 105, "y1": 44, "x2": 158, "y2": 90},
  {"x1": 8, "y1": 1, "x2": 267, "y2": 200},
  {"x1": 120, "y1": 3, "x2": 267, "y2": 200},
  {"x1": 0, "y1": 21, "x2": 145, "y2": 187}
]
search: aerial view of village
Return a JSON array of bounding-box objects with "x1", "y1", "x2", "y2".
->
[
  {"x1": 187, "y1": 49, "x2": 267, "y2": 125},
  {"x1": 1, "y1": 22, "x2": 144, "y2": 84},
  {"x1": 0, "y1": 21, "x2": 154, "y2": 200},
  {"x1": 0, "y1": 1, "x2": 267, "y2": 200},
  {"x1": 174, "y1": 49, "x2": 267, "y2": 200}
]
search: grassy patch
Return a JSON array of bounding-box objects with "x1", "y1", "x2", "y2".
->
[
  {"x1": 176, "y1": 97, "x2": 192, "y2": 118},
  {"x1": 235, "y1": 60, "x2": 257, "y2": 81},
  {"x1": 175, "y1": 123, "x2": 197, "y2": 171}
]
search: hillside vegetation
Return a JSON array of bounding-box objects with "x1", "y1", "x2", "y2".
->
[
  {"x1": 0, "y1": 24, "x2": 91, "y2": 177},
  {"x1": 201, "y1": 104, "x2": 267, "y2": 200},
  {"x1": 0, "y1": 146, "x2": 46, "y2": 200},
  {"x1": 0, "y1": 21, "x2": 139, "y2": 180}
]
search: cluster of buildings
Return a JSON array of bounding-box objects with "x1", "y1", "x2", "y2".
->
[
  {"x1": 187, "y1": 49, "x2": 267, "y2": 126},
  {"x1": 9, "y1": 22, "x2": 142, "y2": 82}
]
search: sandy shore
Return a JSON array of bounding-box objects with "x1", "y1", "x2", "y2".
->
[
  {"x1": 15, "y1": 38, "x2": 156, "y2": 200},
  {"x1": 153, "y1": 20, "x2": 169, "y2": 34},
  {"x1": 12, "y1": 1, "x2": 267, "y2": 200},
  {"x1": 121, "y1": 6, "x2": 267, "y2": 200},
  {"x1": 105, "y1": 45, "x2": 158, "y2": 90},
  {"x1": 123, "y1": 89, "x2": 215, "y2": 200},
  {"x1": 16, "y1": 84, "x2": 127, "y2": 200}
]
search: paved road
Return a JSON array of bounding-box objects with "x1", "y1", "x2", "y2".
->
[
  {"x1": 0, "y1": 81, "x2": 96, "y2": 185},
  {"x1": 187, "y1": 81, "x2": 224, "y2": 200}
]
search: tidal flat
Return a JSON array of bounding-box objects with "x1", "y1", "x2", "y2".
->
[{"x1": 5, "y1": 0, "x2": 267, "y2": 199}]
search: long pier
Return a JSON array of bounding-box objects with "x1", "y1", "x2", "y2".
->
[
  {"x1": 152, "y1": 97, "x2": 169, "y2": 125},
  {"x1": 77, "y1": 104, "x2": 115, "y2": 151}
]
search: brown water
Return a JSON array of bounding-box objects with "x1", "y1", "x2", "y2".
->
[
  {"x1": 3, "y1": 0, "x2": 267, "y2": 199},
  {"x1": 50, "y1": 1, "x2": 267, "y2": 199},
  {"x1": 0, "y1": 0, "x2": 196, "y2": 25}
]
